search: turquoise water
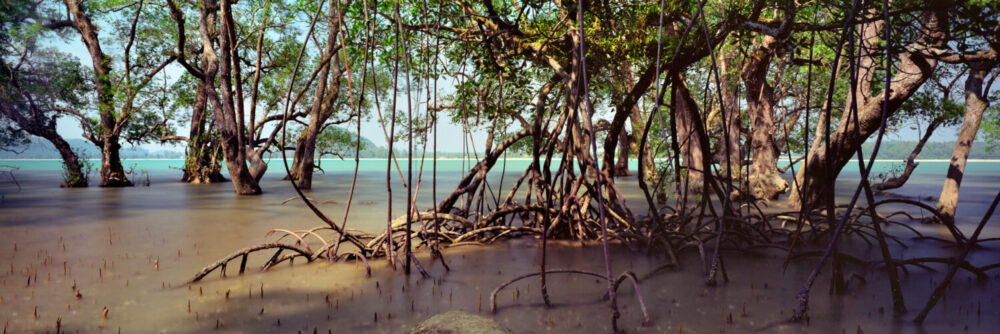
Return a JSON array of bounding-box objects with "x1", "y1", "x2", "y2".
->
[
  {"x1": 780, "y1": 159, "x2": 1000, "y2": 175},
  {"x1": 1, "y1": 158, "x2": 996, "y2": 176},
  {"x1": 0, "y1": 158, "x2": 538, "y2": 174}
]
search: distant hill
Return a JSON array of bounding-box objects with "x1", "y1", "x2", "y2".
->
[
  {"x1": 859, "y1": 141, "x2": 1000, "y2": 160},
  {"x1": 0, "y1": 138, "x2": 184, "y2": 159},
  {"x1": 0, "y1": 137, "x2": 482, "y2": 160}
]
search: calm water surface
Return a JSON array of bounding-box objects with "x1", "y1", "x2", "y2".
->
[{"x1": 0, "y1": 160, "x2": 998, "y2": 333}]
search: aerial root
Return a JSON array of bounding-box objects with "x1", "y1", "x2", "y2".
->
[
  {"x1": 336, "y1": 251, "x2": 372, "y2": 277},
  {"x1": 489, "y1": 269, "x2": 606, "y2": 313},
  {"x1": 190, "y1": 179, "x2": 987, "y2": 330},
  {"x1": 189, "y1": 243, "x2": 313, "y2": 283},
  {"x1": 489, "y1": 268, "x2": 650, "y2": 325}
]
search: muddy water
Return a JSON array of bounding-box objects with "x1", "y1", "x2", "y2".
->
[{"x1": 1, "y1": 167, "x2": 998, "y2": 333}]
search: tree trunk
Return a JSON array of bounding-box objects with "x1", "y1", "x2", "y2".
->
[
  {"x1": 742, "y1": 36, "x2": 788, "y2": 200},
  {"x1": 672, "y1": 73, "x2": 704, "y2": 193},
  {"x1": 873, "y1": 118, "x2": 942, "y2": 191},
  {"x1": 601, "y1": 64, "x2": 657, "y2": 177},
  {"x1": 246, "y1": 146, "x2": 268, "y2": 182},
  {"x1": 629, "y1": 102, "x2": 655, "y2": 181},
  {"x1": 613, "y1": 127, "x2": 630, "y2": 176},
  {"x1": 50, "y1": 134, "x2": 88, "y2": 187},
  {"x1": 64, "y1": 0, "x2": 130, "y2": 187},
  {"x1": 717, "y1": 53, "x2": 742, "y2": 186},
  {"x1": 288, "y1": 0, "x2": 344, "y2": 190},
  {"x1": 0, "y1": 92, "x2": 88, "y2": 188},
  {"x1": 291, "y1": 125, "x2": 320, "y2": 189},
  {"x1": 98, "y1": 135, "x2": 131, "y2": 187},
  {"x1": 200, "y1": 0, "x2": 260, "y2": 195},
  {"x1": 938, "y1": 63, "x2": 992, "y2": 224},
  {"x1": 789, "y1": 5, "x2": 948, "y2": 209},
  {"x1": 286, "y1": 135, "x2": 308, "y2": 181},
  {"x1": 181, "y1": 80, "x2": 225, "y2": 183},
  {"x1": 611, "y1": 65, "x2": 646, "y2": 178}
]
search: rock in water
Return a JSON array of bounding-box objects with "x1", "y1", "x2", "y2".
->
[{"x1": 408, "y1": 311, "x2": 512, "y2": 334}]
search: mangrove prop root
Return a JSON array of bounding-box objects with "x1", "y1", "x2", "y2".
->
[
  {"x1": 612, "y1": 271, "x2": 651, "y2": 325},
  {"x1": 190, "y1": 243, "x2": 313, "y2": 283},
  {"x1": 489, "y1": 268, "x2": 650, "y2": 325},
  {"x1": 340, "y1": 251, "x2": 372, "y2": 278},
  {"x1": 490, "y1": 269, "x2": 606, "y2": 313}
]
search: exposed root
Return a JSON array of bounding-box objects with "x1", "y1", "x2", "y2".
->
[{"x1": 189, "y1": 243, "x2": 313, "y2": 283}]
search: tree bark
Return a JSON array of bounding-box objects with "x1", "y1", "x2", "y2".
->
[
  {"x1": 50, "y1": 135, "x2": 88, "y2": 187},
  {"x1": 600, "y1": 63, "x2": 654, "y2": 178},
  {"x1": 63, "y1": 0, "x2": 131, "y2": 187},
  {"x1": 200, "y1": 0, "x2": 260, "y2": 195},
  {"x1": 181, "y1": 80, "x2": 225, "y2": 183},
  {"x1": 613, "y1": 126, "x2": 630, "y2": 176},
  {"x1": 672, "y1": 73, "x2": 704, "y2": 193},
  {"x1": 288, "y1": 0, "x2": 346, "y2": 190},
  {"x1": 937, "y1": 62, "x2": 992, "y2": 223},
  {"x1": 716, "y1": 53, "x2": 742, "y2": 186},
  {"x1": 629, "y1": 102, "x2": 655, "y2": 181},
  {"x1": 789, "y1": 5, "x2": 949, "y2": 208},
  {"x1": 611, "y1": 65, "x2": 644, "y2": 178},
  {"x1": 98, "y1": 137, "x2": 131, "y2": 186},
  {"x1": 741, "y1": 36, "x2": 788, "y2": 200}
]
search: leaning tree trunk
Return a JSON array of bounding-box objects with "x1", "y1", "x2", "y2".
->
[
  {"x1": 610, "y1": 65, "x2": 645, "y2": 178},
  {"x1": 873, "y1": 117, "x2": 942, "y2": 191},
  {"x1": 938, "y1": 63, "x2": 992, "y2": 224},
  {"x1": 48, "y1": 134, "x2": 88, "y2": 187},
  {"x1": 601, "y1": 64, "x2": 656, "y2": 179},
  {"x1": 789, "y1": 6, "x2": 947, "y2": 209},
  {"x1": 0, "y1": 95, "x2": 88, "y2": 188},
  {"x1": 181, "y1": 81, "x2": 225, "y2": 183},
  {"x1": 742, "y1": 36, "x2": 788, "y2": 200},
  {"x1": 0, "y1": 102, "x2": 88, "y2": 187}
]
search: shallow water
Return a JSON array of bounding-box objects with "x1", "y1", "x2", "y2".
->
[
  {"x1": 0, "y1": 164, "x2": 998, "y2": 333},
  {"x1": 3, "y1": 157, "x2": 998, "y2": 175}
]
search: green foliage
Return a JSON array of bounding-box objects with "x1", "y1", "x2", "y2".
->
[
  {"x1": 1, "y1": 9, "x2": 93, "y2": 146},
  {"x1": 0, "y1": 119, "x2": 29, "y2": 149},
  {"x1": 891, "y1": 66, "x2": 966, "y2": 132}
]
